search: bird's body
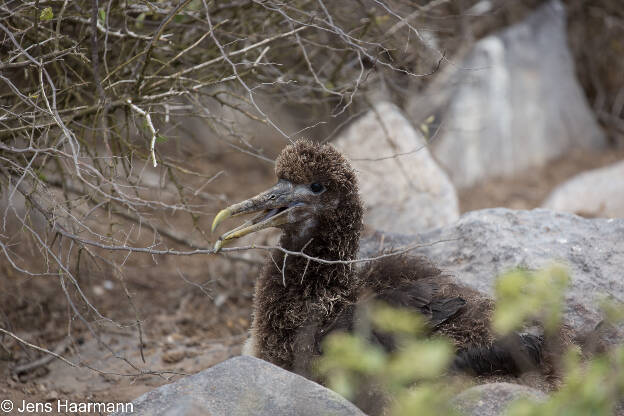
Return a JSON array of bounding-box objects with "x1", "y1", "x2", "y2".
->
[{"x1": 212, "y1": 140, "x2": 562, "y2": 407}]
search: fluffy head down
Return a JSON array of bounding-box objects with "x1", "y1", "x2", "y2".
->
[
  {"x1": 275, "y1": 140, "x2": 358, "y2": 192},
  {"x1": 272, "y1": 140, "x2": 363, "y2": 255}
]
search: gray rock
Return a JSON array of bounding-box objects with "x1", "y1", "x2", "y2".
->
[
  {"x1": 333, "y1": 102, "x2": 459, "y2": 234},
  {"x1": 453, "y1": 383, "x2": 546, "y2": 416},
  {"x1": 542, "y1": 160, "x2": 624, "y2": 218},
  {"x1": 408, "y1": 0, "x2": 606, "y2": 188},
  {"x1": 111, "y1": 355, "x2": 365, "y2": 416},
  {"x1": 360, "y1": 208, "x2": 624, "y2": 336}
]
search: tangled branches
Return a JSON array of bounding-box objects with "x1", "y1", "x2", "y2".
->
[{"x1": 0, "y1": 0, "x2": 469, "y2": 376}]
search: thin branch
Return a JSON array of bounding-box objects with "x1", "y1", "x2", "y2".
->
[
  {"x1": 126, "y1": 99, "x2": 158, "y2": 167},
  {"x1": 0, "y1": 328, "x2": 78, "y2": 369}
]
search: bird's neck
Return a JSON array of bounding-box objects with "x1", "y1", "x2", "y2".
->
[
  {"x1": 251, "y1": 200, "x2": 362, "y2": 370},
  {"x1": 276, "y1": 223, "x2": 360, "y2": 290}
]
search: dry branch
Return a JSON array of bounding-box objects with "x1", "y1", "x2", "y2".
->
[{"x1": 0, "y1": 0, "x2": 476, "y2": 379}]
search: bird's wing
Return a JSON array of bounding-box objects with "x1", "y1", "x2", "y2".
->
[
  {"x1": 428, "y1": 297, "x2": 468, "y2": 328},
  {"x1": 356, "y1": 253, "x2": 468, "y2": 330},
  {"x1": 375, "y1": 283, "x2": 466, "y2": 328}
]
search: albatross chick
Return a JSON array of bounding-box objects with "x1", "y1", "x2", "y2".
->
[{"x1": 212, "y1": 140, "x2": 564, "y2": 407}]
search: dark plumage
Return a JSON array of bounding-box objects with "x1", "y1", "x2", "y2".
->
[{"x1": 212, "y1": 140, "x2": 564, "y2": 408}]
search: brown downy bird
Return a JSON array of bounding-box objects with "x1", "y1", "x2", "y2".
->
[{"x1": 212, "y1": 140, "x2": 563, "y2": 400}]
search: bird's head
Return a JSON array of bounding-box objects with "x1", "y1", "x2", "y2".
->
[{"x1": 211, "y1": 140, "x2": 361, "y2": 252}]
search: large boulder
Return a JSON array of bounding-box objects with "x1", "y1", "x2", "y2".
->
[
  {"x1": 360, "y1": 208, "x2": 624, "y2": 336},
  {"x1": 453, "y1": 383, "x2": 546, "y2": 416},
  {"x1": 333, "y1": 102, "x2": 459, "y2": 234},
  {"x1": 111, "y1": 355, "x2": 365, "y2": 416},
  {"x1": 542, "y1": 159, "x2": 624, "y2": 218},
  {"x1": 407, "y1": 0, "x2": 606, "y2": 189}
]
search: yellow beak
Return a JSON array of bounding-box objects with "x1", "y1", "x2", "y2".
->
[{"x1": 211, "y1": 182, "x2": 297, "y2": 252}]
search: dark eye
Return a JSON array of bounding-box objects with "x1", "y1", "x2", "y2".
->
[{"x1": 310, "y1": 182, "x2": 324, "y2": 193}]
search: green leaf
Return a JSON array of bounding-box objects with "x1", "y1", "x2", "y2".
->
[
  {"x1": 156, "y1": 135, "x2": 168, "y2": 143},
  {"x1": 493, "y1": 266, "x2": 570, "y2": 335},
  {"x1": 40, "y1": 7, "x2": 54, "y2": 21},
  {"x1": 387, "y1": 339, "x2": 453, "y2": 383},
  {"x1": 371, "y1": 303, "x2": 425, "y2": 335},
  {"x1": 374, "y1": 15, "x2": 390, "y2": 25},
  {"x1": 318, "y1": 333, "x2": 386, "y2": 375},
  {"x1": 135, "y1": 12, "x2": 146, "y2": 29},
  {"x1": 327, "y1": 371, "x2": 354, "y2": 399},
  {"x1": 598, "y1": 298, "x2": 624, "y2": 324},
  {"x1": 392, "y1": 384, "x2": 459, "y2": 416},
  {"x1": 35, "y1": 170, "x2": 47, "y2": 182},
  {"x1": 98, "y1": 8, "x2": 106, "y2": 23}
]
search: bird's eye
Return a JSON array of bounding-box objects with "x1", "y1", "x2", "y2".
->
[{"x1": 310, "y1": 182, "x2": 324, "y2": 193}]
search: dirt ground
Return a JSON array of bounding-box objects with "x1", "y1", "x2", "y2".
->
[
  {"x1": 458, "y1": 147, "x2": 624, "y2": 213},
  {"x1": 0, "y1": 137, "x2": 622, "y2": 415}
]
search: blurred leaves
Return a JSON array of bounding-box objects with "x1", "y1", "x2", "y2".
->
[
  {"x1": 317, "y1": 332, "x2": 386, "y2": 398},
  {"x1": 507, "y1": 296, "x2": 624, "y2": 416},
  {"x1": 493, "y1": 265, "x2": 570, "y2": 335},
  {"x1": 393, "y1": 384, "x2": 459, "y2": 416},
  {"x1": 370, "y1": 303, "x2": 425, "y2": 336},
  {"x1": 599, "y1": 297, "x2": 624, "y2": 324},
  {"x1": 318, "y1": 268, "x2": 624, "y2": 416},
  {"x1": 507, "y1": 345, "x2": 624, "y2": 416},
  {"x1": 317, "y1": 302, "x2": 457, "y2": 416},
  {"x1": 386, "y1": 339, "x2": 453, "y2": 384}
]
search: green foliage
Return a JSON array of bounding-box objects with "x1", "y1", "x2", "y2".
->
[
  {"x1": 507, "y1": 346, "x2": 624, "y2": 416},
  {"x1": 385, "y1": 339, "x2": 454, "y2": 386},
  {"x1": 317, "y1": 332, "x2": 386, "y2": 399},
  {"x1": 317, "y1": 303, "x2": 458, "y2": 416},
  {"x1": 135, "y1": 12, "x2": 146, "y2": 29},
  {"x1": 506, "y1": 297, "x2": 624, "y2": 416},
  {"x1": 318, "y1": 267, "x2": 624, "y2": 416},
  {"x1": 599, "y1": 297, "x2": 624, "y2": 324},
  {"x1": 392, "y1": 383, "x2": 460, "y2": 416},
  {"x1": 369, "y1": 302, "x2": 425, "y2": 336},
  {"x1": 35, "y1": 169, "x2": 47, "y2": 182},
  {"x1": 493, "y1": 265, "x2": 570, "y2": 335},
  {"x1": 98, "y1": 8, "x2": 106, "y2": 24},
  {"x1": 40, "y1": 7, "x2": 53, "y2": 21}
]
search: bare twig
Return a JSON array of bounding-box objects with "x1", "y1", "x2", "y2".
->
[{"x1": 127, "y1": 99, "x2": 158, "y2": 167}]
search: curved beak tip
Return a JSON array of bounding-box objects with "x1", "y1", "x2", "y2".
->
[{"x1": 211, "y1": 208, "x2": 232, "y2": 233}]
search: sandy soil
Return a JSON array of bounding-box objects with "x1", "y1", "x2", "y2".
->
[
  {"x1": 1, "y1": 136, "x2": 622, "y2": 415},
  {"x1": 458, "y1": 147, "x2": 624, "y2": 213}
]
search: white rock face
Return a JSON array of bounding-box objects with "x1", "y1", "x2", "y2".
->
[
  {"x1": 333, "y1": 102, "x2": 459, "y2": 234},
  {"x1": 542, "y1": 160, "x2": 624, "y2": 218},
  {"x1": 410, "y1": 0, "x2": 606, "y2": 189}
]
